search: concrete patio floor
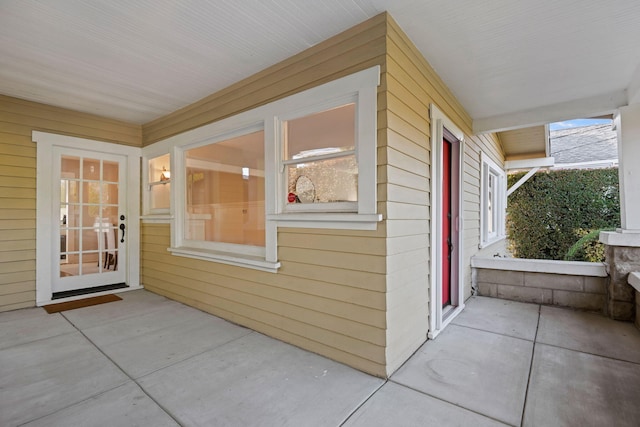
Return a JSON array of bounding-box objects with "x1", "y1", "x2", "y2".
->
[{"x1": 2, "y1": 290, "x2": 640, "y2": 426}]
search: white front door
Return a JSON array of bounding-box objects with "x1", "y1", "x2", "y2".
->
[
  {"x1": 54, "y1": 147, "x2": 127, "y2": 294},
  {"x1": 34, "y1": 131, "x2": 141, "y2": 304}
]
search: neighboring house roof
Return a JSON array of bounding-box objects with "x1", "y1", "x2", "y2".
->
[{"x1": 550, "y1": 124, "x2": 618, "y2": 167}]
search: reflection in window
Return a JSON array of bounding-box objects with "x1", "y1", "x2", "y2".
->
[
  {"x1": 147, "y1": 153, "x2": 171, "y2": 212},
  {"x1": 283, "y1": 103, "x2": 357, "y2": 208},
  {"x1": 185, "y1": 130, "x2": 265, "y2": 247}
]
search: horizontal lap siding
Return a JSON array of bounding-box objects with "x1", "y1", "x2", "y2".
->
[
  {"x1": 383, "y1": 18, "x2": 432, "y2": 375},
  {"x1": 0, "y1": 96, "x2": 141, "y2": 312},
  {"x1": 140, "y1": 15, "x2": 389, "y2": 377},
  {"x1": 384, "y1": 16, "x2": 504, "y2": 374},
  {"x1": 142, "y1": 224, "x2": 387, "y2": 376}
]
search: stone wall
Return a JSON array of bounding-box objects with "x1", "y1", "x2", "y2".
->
[
  {"x1": 604, "y1": 245, "x2": 640, "y2": 321},
  {"x1": 471, "y1": 257, "x2": 608, "y2": 313}
]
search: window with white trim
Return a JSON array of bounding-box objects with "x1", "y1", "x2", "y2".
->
[
  {"x1": 184, "y1": 128, "x2": 265, "y2": 252},
  {"x1": 282, "y1": 101, "x2": 357, "y2": 212},
  {"x1": 480, "y1": 152, "x2": 506, "y2": 247},
  {"x1": 142, "y1": 141, "x2": 172, "y2": 219},
  {"x1": 161, "y1": 66, "x2": 380, "y2": 272}
]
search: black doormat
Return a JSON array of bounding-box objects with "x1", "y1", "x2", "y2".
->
[{"x1": 52, "y1": 282, "x2": 128, "y2": 300}]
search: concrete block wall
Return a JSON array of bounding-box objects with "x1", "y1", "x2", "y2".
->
[{"x1": 476, "y1": 268, "x2": 607, "y2": 313}]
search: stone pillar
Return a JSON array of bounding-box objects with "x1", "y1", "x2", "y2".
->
[
  {"x1": 599, "y1": 106, "x2": 640, "y2": 323},
  {"x1": 601, "y1": 235, "x2": 640, "y2": 320}
]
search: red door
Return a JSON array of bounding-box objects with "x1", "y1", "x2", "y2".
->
[{"x1": 441, "y1": 139, "x2": 452, "y2": 307}]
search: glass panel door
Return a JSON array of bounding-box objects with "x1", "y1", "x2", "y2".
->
[{"x1": 54, "y1": 149, "x2": 126, "y2": 293}]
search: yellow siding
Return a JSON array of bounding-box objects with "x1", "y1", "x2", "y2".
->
[
  {"x1": 0, "y1": 95, "x2": 141, "y2": 312},
  {"x1": 141, "y1": 14, "x2": 390, "y2": 377},
  {"x1": 383, "y1": 16, "x2": 504, "y2": 374}
]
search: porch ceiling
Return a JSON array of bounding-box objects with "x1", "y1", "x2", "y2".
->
[{"x1": 1, "y1": 1, "x2": 639, "y2": 133}]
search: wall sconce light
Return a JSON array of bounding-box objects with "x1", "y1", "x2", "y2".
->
[{"x1": 160, "y1": 166, "x2": 171, "y2": 181}]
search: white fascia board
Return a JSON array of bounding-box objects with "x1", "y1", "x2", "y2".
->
[
  {"x1": 473, "y1": 90, "x2": 628, "y2": 134},
  {"x1": 471, "y1": 256, "x2": 607, "y2": 277},
  {"x1": 505, "y1": 157, "x2": 554, "y2": 170}
]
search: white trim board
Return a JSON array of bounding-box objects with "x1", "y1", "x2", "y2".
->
[{"x1": 428, "y1": 104, "x2": 466, "y2": 339}]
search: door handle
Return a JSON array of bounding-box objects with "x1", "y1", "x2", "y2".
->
[{"x1": 119, "y1": 223, "x2": 125, "y2": 243}]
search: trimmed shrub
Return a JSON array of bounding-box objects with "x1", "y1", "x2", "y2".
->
[{"x1": 507, "y1": 168, "x2": 620, "y2": 260}]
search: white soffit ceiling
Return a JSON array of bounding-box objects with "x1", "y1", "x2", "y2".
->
[{"x1": 1, "y1": 0, "x2": 639, "y2": 130}]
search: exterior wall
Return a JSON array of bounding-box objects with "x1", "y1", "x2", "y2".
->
[
  {"x1": 0, "y1": 95, "x2": 141, "y2": 312},
  {"x1": 140, "y1": 14, "x2": 389, "y2": 377},
  {"x1": 383, "y1": 17, "x2": 504, "y2": 372}
]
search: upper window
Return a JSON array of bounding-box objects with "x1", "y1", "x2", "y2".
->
[
  {"x1": 480, "y1": 152, "x2": 506, "y2": 247},
  {"x1": 283, "y1": 102, "x2": 358, "y2": 212}
]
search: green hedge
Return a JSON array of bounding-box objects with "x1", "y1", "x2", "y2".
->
[{"x1": 507, "y1": 168, "x2": 620, "y2": 260}]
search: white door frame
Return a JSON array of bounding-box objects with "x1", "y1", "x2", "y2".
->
[
  {"x1": 428, "y1": 105, "x2": 465, "y2": 339},
  {"x1": 33, "y1": 131, "x2": 142, "y2": 305}
]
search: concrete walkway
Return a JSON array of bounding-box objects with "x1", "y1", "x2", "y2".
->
[{"x1": 1, "y1": 291, "x2": 639, "y2": 426}]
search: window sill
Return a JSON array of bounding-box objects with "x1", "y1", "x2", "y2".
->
[
  {"x1": 168, "y1": 246, "x2": 280, "y2": 273},
  {"x1": 267, "y1": 213, "x2": 383, "y2": 230}
]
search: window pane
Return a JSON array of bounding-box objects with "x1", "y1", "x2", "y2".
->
[
  {"x1": 285, "y1": 103, "x2": 355, "y2": 160},
  {"x1": 149, "y1": 154, "x2": 171, "y2": 183},
  {"x1": 185, "y1": 130, "x2": 265, "y2": 247},
  {"x1": 287, "y1": 154, "x2": 357, "y2": 204},
  {"x1": 82, "y1": 158, "x2": 100, "y2": 180},
  {"x1": 103, "y1": 160, "x2": 119, "y2": 182},
  {"x1": 61, "y1": 156, "x2": 80, "y2": 178},
  {"x1": 150, "y1": 184, "x2": 170, "y2": 210}
]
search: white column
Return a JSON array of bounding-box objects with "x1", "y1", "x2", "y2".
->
[{"x1": 615, "y1": 104, "x2": 640, "y2": 231}]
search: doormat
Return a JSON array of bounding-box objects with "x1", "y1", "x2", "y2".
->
[{"x1": 43, "y1": 294, "x2": 122, "y2": 314}]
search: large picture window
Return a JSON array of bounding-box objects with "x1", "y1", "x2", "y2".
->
[
  {"x1": 184, "y1": 129, "x2": 265, "y2": 252},
  {"x1": 480, "y1": 152, "x2": 506, "y2": 247}
]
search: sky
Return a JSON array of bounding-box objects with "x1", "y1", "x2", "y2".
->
[{"x1": 549, "y1": 118, "x2": 612, "y2": 131}]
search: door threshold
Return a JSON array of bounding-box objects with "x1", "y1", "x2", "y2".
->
[
  {"x1": 442, "y1": 304, "x2": 456, "y2": 320},
  {"x1": 53, "y1": 283, "x2": 128, "y2": 300}
]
